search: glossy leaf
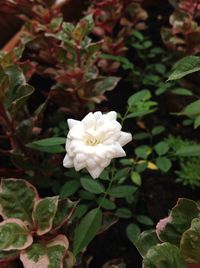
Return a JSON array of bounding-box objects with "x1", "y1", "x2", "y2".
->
[
  {"x1": 156, "y1": 198, "x2": 199, "y2": 245},
  {"x1": 20, "y1": 235, "x2": 68, "y2": 268},
  {"x1": 180, "y1": 218, "x2": 200, "y2": 263},
  {"x1": 168, "y1": 56, "x2": 200, "y2": 81},
  {"x1": 0, "y1": 219, "x2": 33, "y2": 251},
  {"x1": 80, "y1": 177, "x2": 105, "y2": 194},
  {"x1": 107, "y1": 185, "x2": 137, "y2": 198},
  {"x1": 73, "y1": 208, "x2": 102, "y2": 256},
  {"x1": 33, "y1": 196, "x2": 59, "y2": 235},
  {"x1": 135, "y1": 230, "x2": 160, "y2": 257},
  {"x1": 0, "y1": 179, "x2": 38, "y2": 226},
  {"x1": 143, "y1": 242, "x2": 187, "y2": 268}
]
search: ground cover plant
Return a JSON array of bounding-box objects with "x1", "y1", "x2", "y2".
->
[{"x1": 0, "y1": 0, "x2": 200, "y2": 267}]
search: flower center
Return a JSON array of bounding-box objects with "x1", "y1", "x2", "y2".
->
[{"x1": 85, "y1": 136, "x2": 101, "y2": 146}]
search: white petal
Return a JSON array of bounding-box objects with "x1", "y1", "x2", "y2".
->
[
  {"x1": 87, "y1": 166, "x2": 104, "y2": 179},
  {"x1": 86, "y1": 158, "x2": 97, "y2": 169},
  {"x1": 68, "y1": 124, "x2": 84, "y2": 140},
  {"x1": 99, "y1": 158, "x2": 111, "y2": 168},
  {"x1": 67, "y1": 119, "x2": 81, "y2": 129},
  {"x1": 73, "y1": 159, "x2": 86, "y2": 171},
  {"x1": 113, "y1": 143, "x2": 126, "y2": 157},
  {"x1": 118, "y1": 132, "x2": 132, "y2": 146},
  {"x1": 82, "y1": 112, "x2": 95, "y2": 129},
  {"x1": 106, "y1": 111, "x2": 117, "y2": 120},
  {"x1": 75, "y1": 153, "x2": 86, "y2": 163},
  {"x1": 63, "y1": 154, "x2": 73, "y2": 168},
  {"x1": 93, "y1": 111, "x2": 102, "y2": 119}
]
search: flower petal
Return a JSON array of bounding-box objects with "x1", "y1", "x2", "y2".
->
[
  {"x1": 118, "y1": 132, "x2": 132, "y2": 146},
  {"x1": 87, "y1": 166, "x2": 104, "y2": 179},
  {"x1": 67, "y1": 119, "x2": 80, "y2": 129},
  {"x1": 63, "y1": 154, "x2": 73, "y2": 168}
]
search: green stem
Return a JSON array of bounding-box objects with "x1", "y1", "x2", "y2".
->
[{"x1": 98, "y1": 167, "x2": 115, "y2": 209}]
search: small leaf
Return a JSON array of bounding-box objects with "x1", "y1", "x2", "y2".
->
[
  {"x1": 143, "y1": 243, "x2": 187, "y2": 268},
  {"x1": 154, "y1": 142, "x2": 169, "y2": 156},
  {"x1": 53, "y1": 199, "x2": 77, "y2": 230},
  {"x1": 96, "y1": 197, "x2": 116, "y2": 210},
  {"x1": 0, "y1": 219, "x2": 33, "y2": 251},
  {"x1": 0, "y1": 179, "x2": 38, "y2": 226},
  {"x1": 20, "y1": 235, "x2": 68, "y2": 268},
  {"x1": 80, "y1": 178, "x2": 105, "y2": 194},
  {"x1": 136, "y1": 215, "x2": 154, "y2": 226},
  {"x1": 181, "y1": 100, "x2": 200, "y2": 116},
  {"x1": 128, "y1": 90, "x2": 151, "y2": 106},
  {"x1": 135, "y1": 145, "x2": 152, "y2": 159},
  {"x1": 73, "y1": 208, "x2": 102, "y2": 255},
  {"x1": 194, "y1": 114, "x2": 200, "y2": 129},
  {"x1": 168, "y1": 56, "x2": 200, "y2": 80},
  {"x1": 156, "y1": 157, "x2": 172, "y2": 172},
  {"x1": 152, "y1": 126, "x2": 165, "y2": 136},
  {"x1": 33, "y1": 196, "x2": 59, "y2": 235},
  {"x1": 131, "y1": 171, "x2": 142, "y2": 186},
  {"x1": 115, "y1": 208, "x2": 133, "y2": 219},
  {"x1": 107, "y1": 185, "x2": 137, "y2": 198},
  {"x1": 26, "y1": 143, "x2": 65, "y2": 153},
  {"x1": 126, "y1": 223, "x2": 141, "y2": 243},
  {"x1": 60, "y1": 180, "x2": 80, "y2": 198},
  {"x1": 171, "y1": 88, "x2": 193, "y2": 96}
]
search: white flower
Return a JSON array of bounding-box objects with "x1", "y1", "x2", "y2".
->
[{"x1": 63, "y1": 111, "x2": 132, "y2": 179}]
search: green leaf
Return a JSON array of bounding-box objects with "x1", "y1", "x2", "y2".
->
[
  {"x1": 126, "y1": 223, "x2": 141, "y2": 244},
  {"x1": 20, "y1": 235, "x2": 68, "y2": 268},
  {"x1": 80, "y1": 178, "x2": 105, "y2": 194},
  {"x1": 33, "y1": 196, "x2": 59, "y2": 235},
  {"x1": 78, "y1": 190, "x2": 96, "y2": 200},
  {"x1": 0, "y1": 219, "x2": 33, "y2": 251},
  {"x1": 168, "y1": 56, "x2": 200, "y2": 80},
  {"x1": 152, "y1": 126, "x2": 165, "y2": 136},
  {"x1": 107, "y1": 185, "x2": 137, "y2": 198},
  {"x1": 100, "y1": 54, "x2": 134, "y2": 70},
  {"x1": 0, "y1": 179, "x2": 38, "y2": 226},
  {"x1": 134, "y1": 230, "x2": 160, "y2": 257},
  {"x1": 60, "y1": 180, "x2": 80, "y2": 197},
  {"x1": 96, "y1": 197, "x2": 116, "y2": 210},
  {"x1": 73, "y1": 208, "x2": 102, "y2": 255},
  {"x1": 180, "y1": 218, "x2": 200, "y2": 263},
  {"x1": 143, "y1": 243, "x2": 187, "y2": 268},
  {"x1": 135, "y1": 145, "x2": 152, "y2": 159},
  {"x1": 181, "y1": 100, "x2": 200, "y2": 117},
  {"x1": 26, "y1": 143, "x2": 65, "y2": 153},
  {"x1": 136, "y1": 215, "x2": 154, "y2": 226},
  {"x1": 154, "y1": 142, "x2": 169, "y2": 156},
  {"x1": 113, "y1": 167, "x2": 130, "y2": 181},
  {"x1": 115, "y1": 208, "x2": 133, "y2": 219},
  {"x1": 28, "y1": 137, "x2": 66, "y2": 146},
  {"x1": 194, "y1": 114, "x2": 200, "y2": 129},
  {"x1": 3, "y1": 65, "x2": 34, "y2": 114},
  {"x1": 131, "y1": 171, "x2": 142, "y2": 186},
  {"x1": 156, "y1": 157, "x2": 172, "y2": 172},
  {"x1": 26, "y1": 137, "x2": 66, "y2": 153},
  {"x1": 156, "y1": 198, "x2": 199, "y2": 245},
  {"x1": 53, "y1": 199, "x2": 77, "y2": 229},
  {"x1": 128, "y1": 90, "x2": 151, "y2": 106},
  {"x1": 175, "y1": 144, "x2": 200, "y2": 156},
  {"x1": 171, "y1": 88, "x2": 193, "y2": 96}
]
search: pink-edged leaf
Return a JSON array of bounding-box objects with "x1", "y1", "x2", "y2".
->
[
  {"x1": 0, "y1": 179, "x2": 39, "y2": 226},
  {"x1": 52, "y1": 199, "x2": 78, "y2": 230},
  {"x1": 20, "y1": 234, "x2": 69, "y2": 268},
  {"x1": 33, "y1": 196, "x2": 59, "y2": 235},
  {"x1": 156, "y1": 198, "x2": 199, "y2": 245},
  {"x1": 0, "y1": 219, "x2": 33, "y2": 251}
]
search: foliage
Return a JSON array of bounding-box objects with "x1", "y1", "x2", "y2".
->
[
  {"x1": 161, "y1": 0, "x2": 200, "y2": 54},
  {"x1": 0, "y1": 178, "x2": 76, "y2": 267},
  {"x1": 134, "y1": 198, "x2": 200, "y2": 267}
]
